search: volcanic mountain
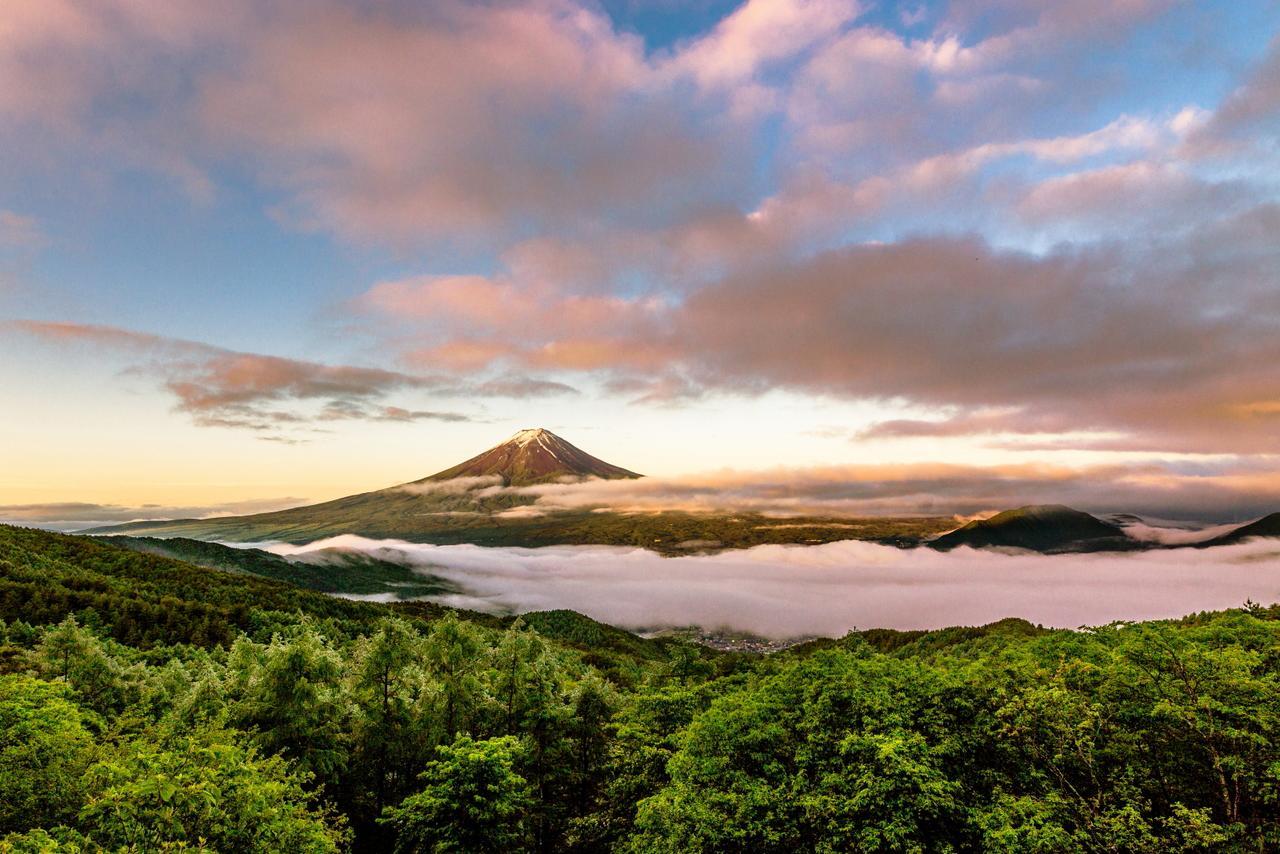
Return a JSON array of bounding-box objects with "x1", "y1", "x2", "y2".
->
[
  {"x1": 928, "y1": 505, "x2": 1136, "y2": 553},
  {"x1": 84, "y1": 429, "x2": 956, "y2": 549},
  {"x1": 87, "y1": 428, "x2": 643, "y2": 543},
  {"x1": 424, "y1": 428, "x2": 640, "y2": 486}
]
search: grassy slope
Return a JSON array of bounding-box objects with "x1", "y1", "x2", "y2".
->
[{"x1": 90, "y1": 501, "x2": 956, "y2": 553}]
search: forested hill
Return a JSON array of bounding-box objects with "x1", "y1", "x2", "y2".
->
[
  {"x1": 3, "y1": 523, "x2": 1280, "y2": 851},
  {"x1": 928, "y1": 504, "x2": 1136, "y2": 553},
  {"x1": 0, "y1": 525, "x2": 673, "y2": 669}
]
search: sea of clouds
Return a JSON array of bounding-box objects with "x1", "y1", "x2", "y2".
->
[{"x1": 262, "y1": 534, "x2": 1280, "y2": 639}]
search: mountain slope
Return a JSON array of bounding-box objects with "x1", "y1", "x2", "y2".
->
[
  {"x1": 424, "y1": 427, "x2": 640, "y2": 485},
  {"x1": 928, "y1": 505, "x2": 1135, "y2": 553},
  {"x1": 1200, "y1": 513, "x2": 1280, "y2": 547}
]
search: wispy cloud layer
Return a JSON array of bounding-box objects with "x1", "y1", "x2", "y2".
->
[
  {"x1": 0, "y1": 497, "x2": 303, "y2": 531},
  {"x1": 10, "y1": 321, "x2": 575, "y2": 438},
  {"x1": 425, "y1": 461, "x2": 1280, "y2": 522},
  {"x1": 1185, "y1": 36, "x2": 1280, "y2": 158}
]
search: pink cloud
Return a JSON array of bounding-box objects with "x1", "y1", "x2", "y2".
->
[
  {"x1": 1014, "y1": 161, "x2": 1259, "y2": 234},
  {"x1": 356, "y1": 207, "x2": 1280, "y2": 454},
  {"x1": 662, "y1": 0, "x2": 862, "y2": 89},
  {"x1": 198, "y1": 1, "x2": 740, "y2": 244},
  {"x1": 414, "y1": 341, "x2": 517, "y2": 373},
  {"x1": 4, "y1": 0, "x2": 1276, "y2": 465},
  {"x1": 0, "y1": 0, "x2": 1256, "y2": 258},
  {"x1": 0, "y1": 0, "x2": 246, "y2": 122},
  {"x1": 11, "y1": 320, "x2": 486, "y2": 434},
  {"x1": 785, "y1": 1, "x2": 1182, "y2": 170},
  {"x1": 0, "y1": 497, "x2": 306, "y2": 530},
  {"x1": 939, "y1": 0, "x2": 1178, "y2": 64},
  {"x1": 361, "y1": 276, "x2": 520, "y2": 325},
  {"x1": 1184, "y1": 36, "x2": 1280, "y2": 158},
  {"x1": 360, "y1": 271, "x2": 670, "y2": 374}
]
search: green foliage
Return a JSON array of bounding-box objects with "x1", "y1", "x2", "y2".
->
[
  {"x1": 631, "y1": 652, "x2": 978, "y2": 852},
  {"x1": 79, "y1": 737, "x2": 347, "y2": 852},
  {"x1": 0, "y1": 676, "x2": 98, "y2": 834},
  {"x1": 421, "y1": 613, "x2": 487, "y2": 737},
  {"x1": 4, "y1": 524, "x2": 1280, "y2": 851},
  {"x1": 35, "y1": 617, "x2": 139, "y2": 716},
  {"x1": 0, "y1": 827, "x2": 93, "y2": 853},
  {"x1": 518, "y1": 609, "x2": 670, "y2": 662},
  {"x1": 228, "y1": 623, "x2": 348, "y2": 785},
  {"x1": 380, "y1": 735, "x2": 532, "y2": 853}
]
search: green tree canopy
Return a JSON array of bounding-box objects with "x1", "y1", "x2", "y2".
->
[
  {"x1": 0, "y1": 676, "x2": 98, "y2": 835},
  {"x1": 381, "y1": 735, "x2": 532, "y2": 853}
]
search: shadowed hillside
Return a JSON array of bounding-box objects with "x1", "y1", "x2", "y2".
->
[
  {"x1": 1202, "y1": 512, "x2": 1280, "y2": 547},
  {"x1": 929, "y1": 504, "x2": 1137, "y2": 553},
  {"x1": 102, "y1": 535, "x2": 457, "y2": 598}
]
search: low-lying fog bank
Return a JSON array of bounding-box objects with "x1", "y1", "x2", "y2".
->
[{"x1": 261, "y1": 536, "x2": 1280, "y2": 639}]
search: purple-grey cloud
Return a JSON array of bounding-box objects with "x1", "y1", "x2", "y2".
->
[
  {"x1": 356, "y1": 205, "x2": 1280, "y2": 455},
  {"x1": 10, "y1": 321, "x2": 573, "y2": 437},
  {"x1": 401, "y1": 459, "x2": 1280, "y2": 523},
  {"x1": 0, "y1": 497, "x2": 304, "y2": 531}
]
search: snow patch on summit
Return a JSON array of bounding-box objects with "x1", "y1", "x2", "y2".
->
[
  {"x1": 508, "y1": 428, "x2": 566, "y2": 462},
  {"x1": 421, "y1": 427, "x2": 641, "y2": 486},
  {"x1": 510, "y1": 428, "x2": 547, "y2": 447}
]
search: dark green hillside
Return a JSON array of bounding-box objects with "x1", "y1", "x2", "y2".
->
[
  {"x1": 0, "y1": 524, "x2": 709, "y2": 850},
  {"x1": 928, "y1": 504, "x2": 1137, "y2": 553},
  {"x1": 103, "y1": 535, "x2": 456, "y2": 597},
  {"x1": 0, "y1": 524, "x2": 399, "y2": 647},
  {"x1": 516, "y1": 610, "x2": 678, "y2": 670},
  {"x1": 787, "y1": 616, "x2": 1049, "y2": 658}
]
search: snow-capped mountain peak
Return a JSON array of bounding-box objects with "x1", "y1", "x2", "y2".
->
[{"x1": 421, "y1": 428, "x2": 641, "y2": 486}]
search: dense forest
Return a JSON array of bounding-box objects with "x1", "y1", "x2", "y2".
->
[{"x1": 2, "y1": 524, "x2": 1280, "y2": 852}]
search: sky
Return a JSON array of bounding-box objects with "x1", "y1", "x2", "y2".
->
[{"x1": 2, "y1": 0, "x2": 1279, "y2": 521}]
